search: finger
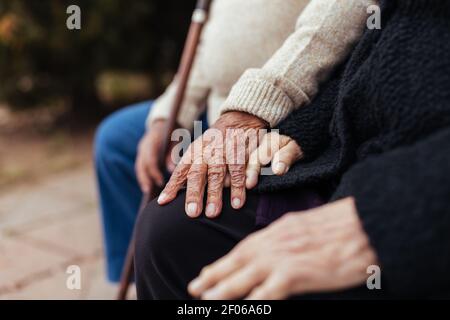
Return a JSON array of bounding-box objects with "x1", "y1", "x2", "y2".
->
[
  {"x1": 225, "y1": 129, "x2": 248, "y2": 209},
  {"x1": 147, "y1": 157, "x2": 165, "y2": 187},
  {"x1": 185, "y1": 164, "x2": 208, "y2": 218},
  {"x1": 228, "y1": 163, "x2": 246, "y2": 209},
  {"x1": 246, "y1": 148, "x2": 261, "y2": 189},
  {"x1": 246, "y1": 272, "x2": 291, "y2": 300},
  {"x1": 201, "y1": 265, "x2": 266, "y2": 300},
  {"x1": 271, "y1": 140, "x2": 303, "y2": 176},
  {"x1": 257, "y1": 132, "x2": 282, "y2": 166},
  {"x1": 135, "y1": 158, "x2": 151, "y2": 193},
  {"x1": 157, "y1": 153, "x2": 191, "y2": 205},
  {"x1": 137, "y1": 138, "x2": 164, "y2": 187},
  {"x1": 205, "y1": 165, "x2": 226, "y2": 218},
  {"x1": 188, "y1": 253, "x2": 244, "y2": 298}
]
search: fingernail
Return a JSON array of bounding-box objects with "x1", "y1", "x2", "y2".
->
[
  {"x1": 205, "y1": 203, "x2": 216, "y2": 217},
  {"x1": 232, "y1": 198, "x2": 241, "y2": 208},
  {"x1": 275, "y1": 162, "x2": 286, "y2": 174},
  {"x1": 187, "y1": 202, "x2": 198, "y2": 217},
  {"x1": 157, "y1": 193, "x2": 167, "y2": 204}
]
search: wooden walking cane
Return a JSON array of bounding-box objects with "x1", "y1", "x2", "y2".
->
[{"x1": 117, "y1": 0, "x2": 212, "y2": 300}]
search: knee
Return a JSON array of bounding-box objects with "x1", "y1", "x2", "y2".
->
[
  {"x1": 94, "y1": 112, "x2": 123, "y2": 163},
  {"x1": 134, "y1": 193, "x2": 195, "y2": 269},
  {"x1": 135, "y1": 195, "x2": 185, "y2": 254}
]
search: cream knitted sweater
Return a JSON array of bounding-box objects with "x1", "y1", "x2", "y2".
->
[{"x1": 148, "y1": 0, "x2": 377, "y2": 129}]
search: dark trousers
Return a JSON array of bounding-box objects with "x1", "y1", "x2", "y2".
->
[
  {"x1": 134, "y1": 189, "x2": 387, "y2": 300},
  {"x1": 134, "y1": 189, "x2": 259, "y2": 299}
]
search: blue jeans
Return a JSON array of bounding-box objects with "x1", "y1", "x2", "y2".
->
[
  {"x1": 94, "y1": 100, "x2": 207, "y2": 282},
  {"x1": 94, "y1": 101, "x2": 151, "y2": 282}
]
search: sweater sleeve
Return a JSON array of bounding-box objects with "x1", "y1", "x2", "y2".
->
[
  {"x1": 146, "y1": 40, "x2": 210, "y2": 130},
  {"x1": 276, "y1": 75, "x2": 339, "y2": 161},
  {"x1": 332, "y1": 127, "x2": 450, "y2": 297},
  {"x1": 220, "y1": 0, "x2": 377, "y2": 127}
]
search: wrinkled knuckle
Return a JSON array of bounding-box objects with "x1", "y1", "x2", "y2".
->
[
  {"x1": 229, "y1": 171, "x2": 245, "y2": 187},
  {"x1": 165, "y1": 176, "x2": 180, "y2": 189},
  {"x1": 207, "y1": 184, "x2": 222, "y2": 196},
  {"x1": 207, "y1": 174, "x2": 224, "y2": 187},
  {"x1": 207, "y1": 165, "x2": 226, "y2": 179},
  {"x1": 231, "y1": 178, "x2": 245, "y2": 188},
  {"x1": 186, "y1": 188, "x2": 201, "y2": 200},
  {"x1": 171, "y1": 168, "x2": 186, "y2": 181},
  {"x1": 163, "y1": 184, "x2": 174, "y2": 194},
  {"x1": 229, "y1": 164, "x2": 244, "y2": 173},
  {"x1": 188, "y1": 164, "x2": 205, "y2": 176},
  {"x1": 187, "y1": 170, "x2": 199, "y2": 182},
  {"x1": 164, "y1": 182, "x2": 177, "y2": 193},
  {"x1": 207, "y1": 176, "x2": 224, "y2": 196}
]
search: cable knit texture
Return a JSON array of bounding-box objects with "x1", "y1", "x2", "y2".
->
[
  {"x1": 149, "y1": 0, "x2": 376, "y2": 129},
  {"x1": 221, "y1": 0, "x2": 377, "y2": 127},
  {"x1": 257, "y1": 0, "x2": 450, "y2": 298},
  {"x1": 147, "y1": 0, "x2": 310, "y2": 129}
]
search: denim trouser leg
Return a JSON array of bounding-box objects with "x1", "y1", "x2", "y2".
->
[{"x1": 94, "y1": 100, "x2": 152, "y2": 282}]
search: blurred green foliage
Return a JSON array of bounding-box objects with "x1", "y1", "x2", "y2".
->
[{"x1": 0, "y1": 0, "x2": 195, "y2": 118}]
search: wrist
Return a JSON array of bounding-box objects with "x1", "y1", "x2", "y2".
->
[{"x1": 213, "y1": 111, "x2": 268, "y2": 132}]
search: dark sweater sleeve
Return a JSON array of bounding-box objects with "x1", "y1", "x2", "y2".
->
[
  {"x1": 332, "y1": 127, "x2": 450, "y2": 297},
  {"x1": 277, "y1": 77, "x2": 338, "y2": 161}
]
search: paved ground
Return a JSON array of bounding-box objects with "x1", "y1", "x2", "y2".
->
[{"x1": 0, "y1": 165, "x2": 135, "y2": 300}]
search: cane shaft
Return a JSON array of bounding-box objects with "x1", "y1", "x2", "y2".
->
[{"x1": 158, "y1": 0, "x2": 211, "y2": 170}]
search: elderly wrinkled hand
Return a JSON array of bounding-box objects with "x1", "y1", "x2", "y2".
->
[
  {"x1": 157, "y1": 111, "x2": 267, "y2": 218},
  {"x1": 135, "y1": 119, "x2": 178, "y2": 192},
  {"x1": 188, "y1": 197, "x2": 378, "y2": 300}
]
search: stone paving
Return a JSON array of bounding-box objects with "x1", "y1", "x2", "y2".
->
[{"x1": 0, "y1": 165, "x2": 135, "y2": 300}]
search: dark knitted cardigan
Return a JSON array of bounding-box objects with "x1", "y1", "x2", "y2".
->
[{"x1": 257, "y1": 0, "x2": 450, "y2": 298}]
